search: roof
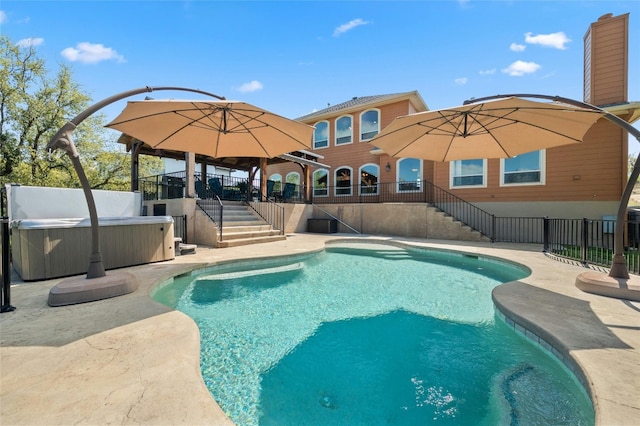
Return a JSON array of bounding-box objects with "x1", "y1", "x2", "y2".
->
[
  {"x1": 296, "y1": 91, "x2": 428, "y2": 122},
  {"x1": 602, "y1": 101, "x2": 640, "y2": 124}
]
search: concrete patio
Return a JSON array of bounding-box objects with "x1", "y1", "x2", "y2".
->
[{"x1": 1, "y1": 233, "x2": 639, "y2": 425}]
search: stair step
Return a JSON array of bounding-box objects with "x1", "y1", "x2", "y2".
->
[
  {"x1": 221, "y1": 229, "x2": 283, "y2": 241},
  {"x1": 222, "y1": 224, "x2": 275, "y2": 233},
  {"x1": 217, "y1": 234, "x2": 287, "y2": 248},
  {"x1": 221, "y1": 219, "x2": 268, "y2": 226}
]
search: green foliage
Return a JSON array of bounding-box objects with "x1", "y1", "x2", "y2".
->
[
  {"x1": 630, "y1": 153, "x2": 638, "y2": 180},
  {"x1": 0, "y1": 34, "x2": 162, "y2": 190}
]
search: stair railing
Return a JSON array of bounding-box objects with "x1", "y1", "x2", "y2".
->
[
  {"x1": 196, "y1": 195, "x2": 224, "y2": 241},
  {"x1": 246, "y1": 193, "x2": 285, "y2": 235},
  {"x1": 311, "y1": 204, "x2": 361, "y2": 234}
]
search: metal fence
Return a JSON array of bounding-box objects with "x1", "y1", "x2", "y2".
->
[{"x1": 544, "y1": 217, "x2": 640, "y2": 274}]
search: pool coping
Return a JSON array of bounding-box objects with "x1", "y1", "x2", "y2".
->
[{"x1": 1, "y1": 234, "x2": 639, "y2": 424}]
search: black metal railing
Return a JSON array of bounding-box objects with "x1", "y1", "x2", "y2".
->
[
  {"x1": 248, "y1": 194, "x2": 285, "y2": 235},
  {"x1": 310, "y1": 180, "x2": 496, "y2": 239},
  {"x1": 544, "y1": 217, "x2": 640, "y2": 274},
  {"x1": 196, "y1": 196, "x2": 224, "y2": 240},
  {"x1": 494, "y1": 217, "x2": 544, "y2": 243}
]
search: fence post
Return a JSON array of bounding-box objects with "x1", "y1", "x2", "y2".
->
[
  {"x1": 581, "y1": 217, "x2": 589, "y2": 266},
  {"x1": 1, "y1": 217, "x2": 16, "y2": 313},
  {"x1": 491, "y1": 214, "x2": 496, "y2": 242},
  {"x1": 542, "y1": 216, "x2": 549, "y2": 252}
]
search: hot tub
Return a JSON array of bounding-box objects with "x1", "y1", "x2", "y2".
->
[{"x1": 11, "y1": 216, "x2": 175, "y2": 281}]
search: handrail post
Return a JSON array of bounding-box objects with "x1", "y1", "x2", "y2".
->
[
  {"x1": 491, "y1": 214, "x2": 496, "y2": 242},
  {"x1": 581, "y1": 217, "x2": 589, "y2": 266},
  {"x1": 1, "y1": 217, "x2": 16, "y2": 313},
  {"x1": 542, "y1": 216, "x2": 549, "y2": 252}
]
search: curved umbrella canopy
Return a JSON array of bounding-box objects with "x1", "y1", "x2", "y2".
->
[
  {"x1": 370, "y1": 96, "x2": 605, "y2": 161},
  {"x1": 106, "y1": 100, "x2": 314, "y2": 158}
]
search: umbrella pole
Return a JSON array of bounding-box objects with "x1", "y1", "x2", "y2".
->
[
  {"x1": 46, "y1": 86, "x2": 226, "y2": 280},
  {"x1": 465, "y1": 94, "x2": 640, "y2": 279}
]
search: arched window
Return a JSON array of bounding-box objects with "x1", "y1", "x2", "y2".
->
[
  {"x1": 335, "y1": 115, "x2": 353, "y2": 145},
  {"x1": 313, "y1": 169, "x2": 329, "y2": 197},
  {"x1": 269, "y1": 173, "x2": 282, "y2": 193},
  {"x1": 359, "y1": 163, "x2": 379, "y2": 195},
  {"x1": 397, "y1": 158, "x2": 422, "y2": 192},
  {"x1": 313, "y1": 121, "x2": 329, "y2": 149},
  {"x1": 335, "y1": 167, "x2": 352, "y2": 196},
  {"x1": 360, "y1": 109, "x2": 380, "y2": 141}
]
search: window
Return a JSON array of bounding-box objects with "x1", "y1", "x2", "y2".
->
[
  {"x1": 313, "y1": 169, "x2": 328, "y2": 197},
  {"x1": 360, "y1": 109, "x2": 380, "y2": 141},
  {"x1": 335, "y1": 167, "x2": 352, "y2": 196},
  {"x1": 501, "y1": 150, "x2": 545, "y2": 185},
  {"x1": 313, "y1": 121, "x2": 329, "y2": 149},
  {"x1": 359, "y1": 164, "x2": 379, "y2": 195},
  {"x1": 268, "y1": 173, "x2": 282, "y2": 193},
  {"x1": 335, "y1": 115, "x2": 353, "y2": 145},
  {"x1": 397, "y1": 158, "x2": 422, "y2": 192},
  {"x1": 450, "y1": 159, "x2": 486, "y2": 188}
]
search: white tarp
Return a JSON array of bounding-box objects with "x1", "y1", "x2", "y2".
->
[{"x1": 5, "y1": 185, "x2": 142, "y2": 221}]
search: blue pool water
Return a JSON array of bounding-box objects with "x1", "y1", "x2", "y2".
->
[{"x1": 153, "y1": 243, "x2": 594, "y2": 426}]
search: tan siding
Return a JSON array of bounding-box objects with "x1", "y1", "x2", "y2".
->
[
  {"x1": 432, "y1": 119, "x2": 624, "y2": 203},
  {"x1": 588, "y1": 13, "x2": 628, "y2": 104}
]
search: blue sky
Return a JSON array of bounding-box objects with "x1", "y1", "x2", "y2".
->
[{"x1": 1, "y1": 1, "x2": 639, "y2": 152}]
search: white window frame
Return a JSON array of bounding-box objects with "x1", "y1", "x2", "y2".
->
[
  {"x1": 313, "y1": 121, "x2": 329, "y2": 149},
  {"x1": 359, "y1": 163, "x2": 379, "y2": 195},
  {"x1": 359, "y1": 109, "x2": 380, "y2": 142},
  {"x1": 397, "y1": 158, "x2": 422, "y2": 192},
  {"x1": 335, "y1": 115, "x2": 353, "y2": 146},
  {"x1": 334, "y1": 166, "x2": 353, "y2": 196},
  {"x1": 269, "y1": 173, "x2": 283, "y2": 193},
  {"x1": 449, "y1": 159, "x2": 488, "y2": 189},
  {"x1": 313, "y1": 169, "x2": 329, "y2": 197},
  {"x1": 499, "y1": 150, "x2": 546, "y2": 187}
]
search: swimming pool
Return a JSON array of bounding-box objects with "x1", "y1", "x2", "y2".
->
[{"x1": 153, "y1": 242, "x2": 594, "y2": 425}]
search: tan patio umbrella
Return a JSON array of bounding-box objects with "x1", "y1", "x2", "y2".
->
[
  {"x1": 369, "y1": 96, "x2": 605, "y2": 161},
  {"x1": 105, "y1": 99, "x2": 314, "y2": 158}
]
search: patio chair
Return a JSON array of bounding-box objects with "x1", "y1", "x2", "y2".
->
[
  {"x1": 266, "y1": 179, "x2": 275, "y2": 201},
  {"x1": 282, "y1": 182, "x2": 296, "y2": 202},
  {"x1": 208, "y1": 177, "x2": 223, "y2": 198},
  {"x1": 195, "y1": 180, "x2": 207, "y2": 199}
]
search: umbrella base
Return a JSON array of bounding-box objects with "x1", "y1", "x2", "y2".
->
[
  {"x1": 575, "y1": 271, "x2": 640, "y2": 302},
  {"x1": 48, "y1": 271, "x2": 138, "y2": 307}
]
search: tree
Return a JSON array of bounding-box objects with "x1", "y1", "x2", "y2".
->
[{"x1": 0, "y1": 35, "x2": 161, "y2": 190}]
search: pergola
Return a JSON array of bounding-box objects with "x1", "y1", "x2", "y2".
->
[{"x1": 117, "y1": 134, "x2": 329, "y2": 202}]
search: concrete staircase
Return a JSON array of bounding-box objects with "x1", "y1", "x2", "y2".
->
[
  {"x1": 430, "y1": 209, "x2": 491, "y2": 242},
  {"x1": 198, "y1": 200, "x2": 286, "y2": 248}
]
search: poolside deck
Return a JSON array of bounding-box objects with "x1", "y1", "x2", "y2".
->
[{"x1": 1, "y1": 233, "x2": 638, "y2": 425}]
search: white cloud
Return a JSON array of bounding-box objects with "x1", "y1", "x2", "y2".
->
[
  {"x1": 0, "y1": 11, "x2": 7, "y2": 24},
  {"x1": 60, "y1": 42, "x2": 125, "y2": 64},
  {"x1": 479, "y1": 68, "x2": 496, "y2": 75},
  {"x1": 524, "y1": 31, "x2": 571, "y2": 50},
  {"x1": 236, "y1": 80, "x2": 264, "y2": 93},
  {"x1": 510, "y1": 43, "x2": 526, "y2": 52},
  {"x1": 17, "y1": 37, "x2": 44, "y2": 48},
  {"x1": 502, "y1": 60, "x2": 541, "y2": 77},
  {"x1": 454, "y1": 77, "x2": 468, "y2": 85},
  {"x1": 333, "y1": 18, "x2": 370, "y2": 37}
]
